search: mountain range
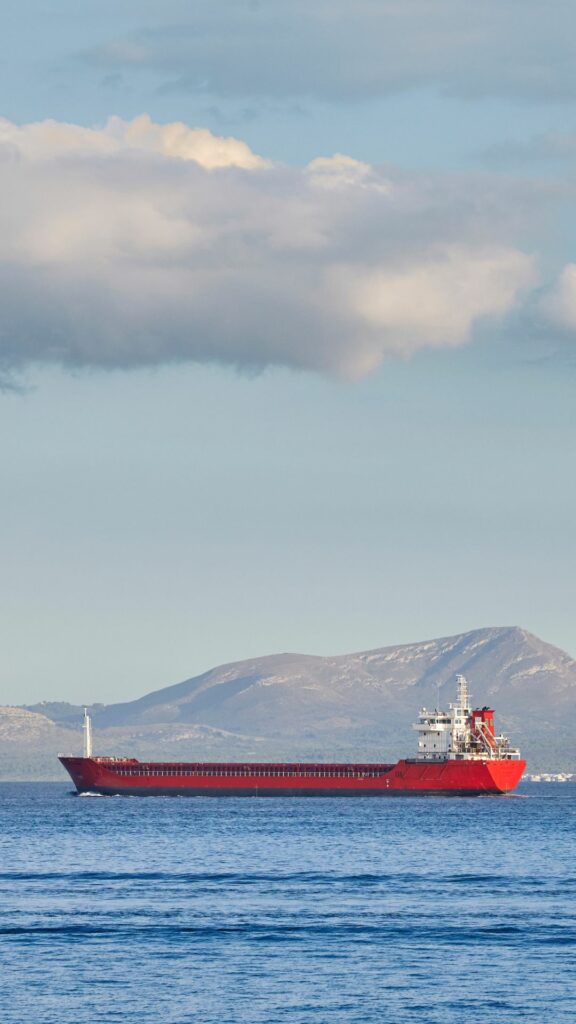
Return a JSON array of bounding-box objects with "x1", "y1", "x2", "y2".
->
[{"x1": 2, "y1": 626, "x2": 575, "y2": 778}]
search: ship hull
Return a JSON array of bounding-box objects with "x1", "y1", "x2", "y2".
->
[{"x1": 59, "y1": 756, "x2": 526, "y2": 797}]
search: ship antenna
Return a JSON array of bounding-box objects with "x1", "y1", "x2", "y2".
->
[{"x1": 83, "y1": 707, "x2": 93, "y2": 759}]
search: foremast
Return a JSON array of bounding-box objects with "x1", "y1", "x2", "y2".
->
[
  {"x1": 413, "y1": 674, "x2": 521, "y2": 762},
  {"x1": 83, "y1": 707, "x2": 93, "y2": 758}
]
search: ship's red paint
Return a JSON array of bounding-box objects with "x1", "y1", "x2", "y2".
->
[{"x1": 59, "y1": 754, "x2": 526, "y2": 797}]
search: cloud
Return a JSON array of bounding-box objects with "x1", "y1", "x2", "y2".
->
[
  {"x1": 306, "y1": 154, "x2": 390, "y2": 192},
  {"x1": 0, "y1": 113, "x2": 269, "y2": 170},
  {"x1": 81, "y1": 1, "x2": 576, "y2": 103},
  {"x1": 540, "y1": 265, "x2": 576, "y2": 332},
  {"x1": 344, "y1": 249, "x2": 535, "y2": 354},
  {"x1": 483, "y1": 132, "x2": 576, "y2": 168},
  {"x1": 0, "y1": 114, "x2": 538, "y2": 379}
]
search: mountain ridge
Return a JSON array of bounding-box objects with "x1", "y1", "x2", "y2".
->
[{"x1": 7, "y1": 625, "x2": 576, "y2": 778}]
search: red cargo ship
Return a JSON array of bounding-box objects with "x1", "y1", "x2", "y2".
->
[{"x1": 59, "y1": 675, "x2": 526, "y2": 797}]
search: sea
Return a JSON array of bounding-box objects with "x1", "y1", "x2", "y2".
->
[{"x1": 0, "y1": 782, "x2": 574, "y2": 1024}]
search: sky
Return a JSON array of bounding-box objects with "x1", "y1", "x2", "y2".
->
[{"x1": 1, "y1": 1, "x2": 576, "y2": 705}]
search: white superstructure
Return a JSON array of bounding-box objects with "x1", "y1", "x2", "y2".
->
[{"x1": 413, "y1": 674, "x2": 521, "y2": 761}]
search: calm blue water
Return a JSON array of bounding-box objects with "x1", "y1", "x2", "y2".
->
[{"x1": 0, "y1": 782, "x2": 574, "y2": 1024}]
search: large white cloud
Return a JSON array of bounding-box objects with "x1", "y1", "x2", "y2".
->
[{"x1": 0, "y1": 115, "x2": 537, "y2": 378}]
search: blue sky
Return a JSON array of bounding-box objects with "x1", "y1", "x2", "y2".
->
[{"x1": 1, "y1": 2, "x2": 576, "y2": 704}]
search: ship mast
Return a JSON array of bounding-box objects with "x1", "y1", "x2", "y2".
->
[
  {"x1": 455, "y1": 673, "x2": 470, "y2": 710},
  {"x1": 83, "y1": 707, "x2": 93, "y2": 758}
]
